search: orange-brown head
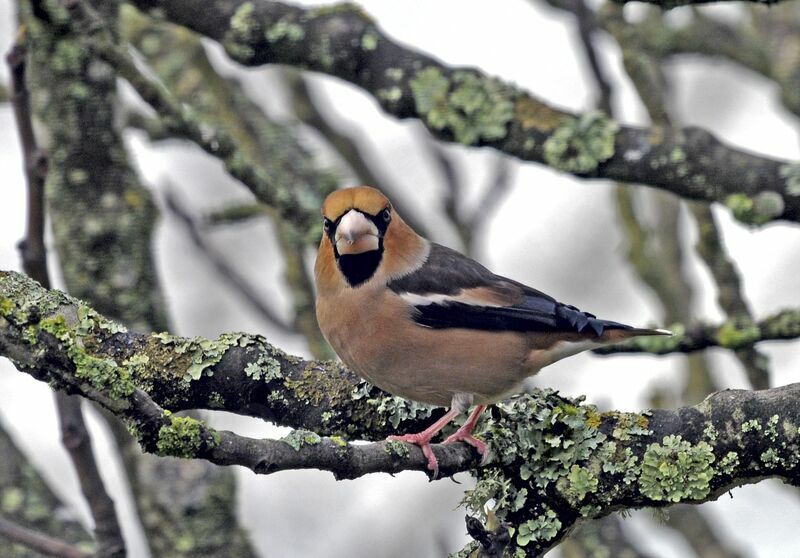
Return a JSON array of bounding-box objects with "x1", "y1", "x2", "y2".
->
[{"x1": 315, "y1": 186, "x2": 427, "y2": 290}]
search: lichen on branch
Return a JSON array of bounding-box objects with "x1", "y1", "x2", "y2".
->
[{"x1": 3, "y1": 270, "x2": 800, "y2": 556}]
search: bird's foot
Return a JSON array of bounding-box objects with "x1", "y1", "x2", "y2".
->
[
  {"x1": 443, "y1": 429, "x2": 489, "y2": 464},
  {"x1": 388, "y1": 433, "x2": 440, "y2": 477}
]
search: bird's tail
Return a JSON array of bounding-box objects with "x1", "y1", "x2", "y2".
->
[{"x1": 601, "y1": 326, "x2": 673, "y2": 342}]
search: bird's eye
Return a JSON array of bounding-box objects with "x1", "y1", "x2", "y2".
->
[
  {"x1": 323, "y1": 218, "x2": 332, "y2": 233},
  {"x1": 381, "y1": 208, "x2": 391, "y2": 223}
]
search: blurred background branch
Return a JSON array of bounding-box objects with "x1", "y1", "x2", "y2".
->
[{"x1": 127, "y1": 0, "x2": 800, "y2": 223}]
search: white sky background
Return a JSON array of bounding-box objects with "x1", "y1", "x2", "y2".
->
[{"x1": 1, "y1": 1, "x2": 800, "y2": 557}]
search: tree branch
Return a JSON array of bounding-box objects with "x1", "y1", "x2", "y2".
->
[
  {"x1": 127, "y1": 0, "x2": 800, "y2": 224},
  {"x1": 7, "y1": 44, "x2": 49, "y2": 288},
  {"x1": 54, "y1": 394, "x2": 126, "y2": 558},
  {"x1": 3, "y1": 271, "x2": 800, "y2": 555},
  {"x1": 690, "y1": 203, "x2": 771, "y2": 389}
]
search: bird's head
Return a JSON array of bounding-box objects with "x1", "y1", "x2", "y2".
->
[{"x1": 316, "y1": 186, "x2": 426, "y2": 289}]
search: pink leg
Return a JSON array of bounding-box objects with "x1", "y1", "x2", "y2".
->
[
  {"x1": 388, "y1": 407, "x2": 461, "y2": 477},
  {"x1": 443, "y1": 405, "x2": 488, "y2": 462}
]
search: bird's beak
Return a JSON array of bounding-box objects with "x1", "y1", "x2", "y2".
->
[{"x1": 335, "y1": 210, "x2": 380, "y2": 255}]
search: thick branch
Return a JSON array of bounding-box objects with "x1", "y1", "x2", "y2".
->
[
  {"x1": 55, "y1": 394, "x2": 125, "y2": 558},
  {"x1": 3, "y1": 271, "x2": 800, "y2": 555},
  {"x1": 127, "y1": 0, "x2": 800, "y2": 224}
]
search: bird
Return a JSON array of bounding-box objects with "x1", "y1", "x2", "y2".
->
[{"x1": 314, "y1": 185, "x2": 671, "y2": 476}]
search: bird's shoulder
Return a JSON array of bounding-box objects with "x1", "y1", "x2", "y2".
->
[{"x1": 388, "y1": 242, "x2": 550, "y2": 305}]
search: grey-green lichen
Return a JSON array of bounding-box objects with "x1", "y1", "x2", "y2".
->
[
  {"x1": 153, "y1": 331, "x2": 254, "y2": 381},
  {"x1": 39, "y1": 309, "x2": 135, "y2": 400},
  {"x1": 361, "y1": 31, "x2": 378, "y2": 50},
  {"x1": 725, "y1": 192, "x2": 784, "y2": 226},
  {"x1": 783, "y1": 420, "x2": 798, "y2": 441},
  {"x1": 225, "y1": 2, "x2": 259, "y2": 60},
  {"x1": 282, "y1": 429, "x2": 322, "y2": 451},
  {"x1": 703, "y1": 421, "x2": 718, "y2": 442},
  {"x1": 779, "y1": 162, "x2": 800, "y2": 197},
  {"x1": 766, "y1": 415, "x2": 780, "y2": 441},
  {"x1": 719, "y1": 451, "x2": 739, "y2": 472},
  {"x1": 228, "y1": 2, "x2": 260, "y2": 42},
  {"x1": 156, "y1": 412, "x2": 219, "y2": 458},
  {"x1": 741, "y1": 419, "x2": 761, "y2": 433},
  {"x1": 266, "y1": 16, "x2": 305, "y2": 42},
  {"x1": 1, "y1": 487, "x2": 24, "y2": 514},
  {"x1": 409, "y1": 67, "x2": 515, "y2": 145},
  {"x1": 760, "y1": 448, "x2": 782, "y2": 468},
  {"x1": 543, "y1": 111, "x2": 619, "y2": 173},
  {"x1": 377, "y1": 86, "x2": 403, "y2": 103},
  {"x1": 558, "y1": 465, "x2": 598, "y2": 505},
  {"x1": 385, "y1": 439, "x2": 410, "y2": 458},
  {"x1": 461, "y1": 392, "x2": 623, "y2": 551},
  {"x1": 516, "y1": 508, "x2": 561, "y2": 546},
  {"x1": 244, "y1": 353, "x2": 283, "y2": 382},
  {"x1": 385, "y1": 67, "x2": 403, "y2": 81},
  {"x1": 598, "y1": 442, "x2": 639, "y2": 485},
  {"x1": 351, "y1": 382, "x2": 436, "y2": 430},
  {"x1": 639, "y1": 435, "x2": 715, "y2": 502},
  {"x1": 208, "y1": 392, "x2": 225, "y2": 408}
]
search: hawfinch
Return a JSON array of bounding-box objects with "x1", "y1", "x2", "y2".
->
[{"x1": 314, "y1": 186, "x2": 670, "y2": 475}]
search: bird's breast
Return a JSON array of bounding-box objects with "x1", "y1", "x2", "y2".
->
[{"x1": 316, "y1": 288, "x2": 535, "y2": 407}]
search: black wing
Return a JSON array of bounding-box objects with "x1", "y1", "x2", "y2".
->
[{"x1": 388, "y1": 243, "x2": 631, "y2": 336}]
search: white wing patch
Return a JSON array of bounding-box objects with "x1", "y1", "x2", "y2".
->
[{"x1": 399, "y1": 291, "x2": 504, "y2": 308}]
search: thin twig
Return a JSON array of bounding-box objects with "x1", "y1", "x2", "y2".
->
[
  {"x1": 573, "y1": 0, "x2": 613, "y2": 114},
  {"x1": 7, "y1": 43, "x2": 49, "y2": 288},
  {"x1": 466, "y1": 156, "x2": 515, "y2": 234},
  {"x1": 163, "y1": 189, "x2": 296, "y2": 335},
  {"x1": 0, "y1": 517, "x2": 92, "y2": 558},
  {"x1": 690, "y1": 203, "x2": 771, "y2": 389}
]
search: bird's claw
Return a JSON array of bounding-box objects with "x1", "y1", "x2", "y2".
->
[
  {"x1": 443, "y1": 431, "x2": 490, "y2": 464},
  {"x1": 388, "y1": 433, "x2": 440, "y2": 477}
]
